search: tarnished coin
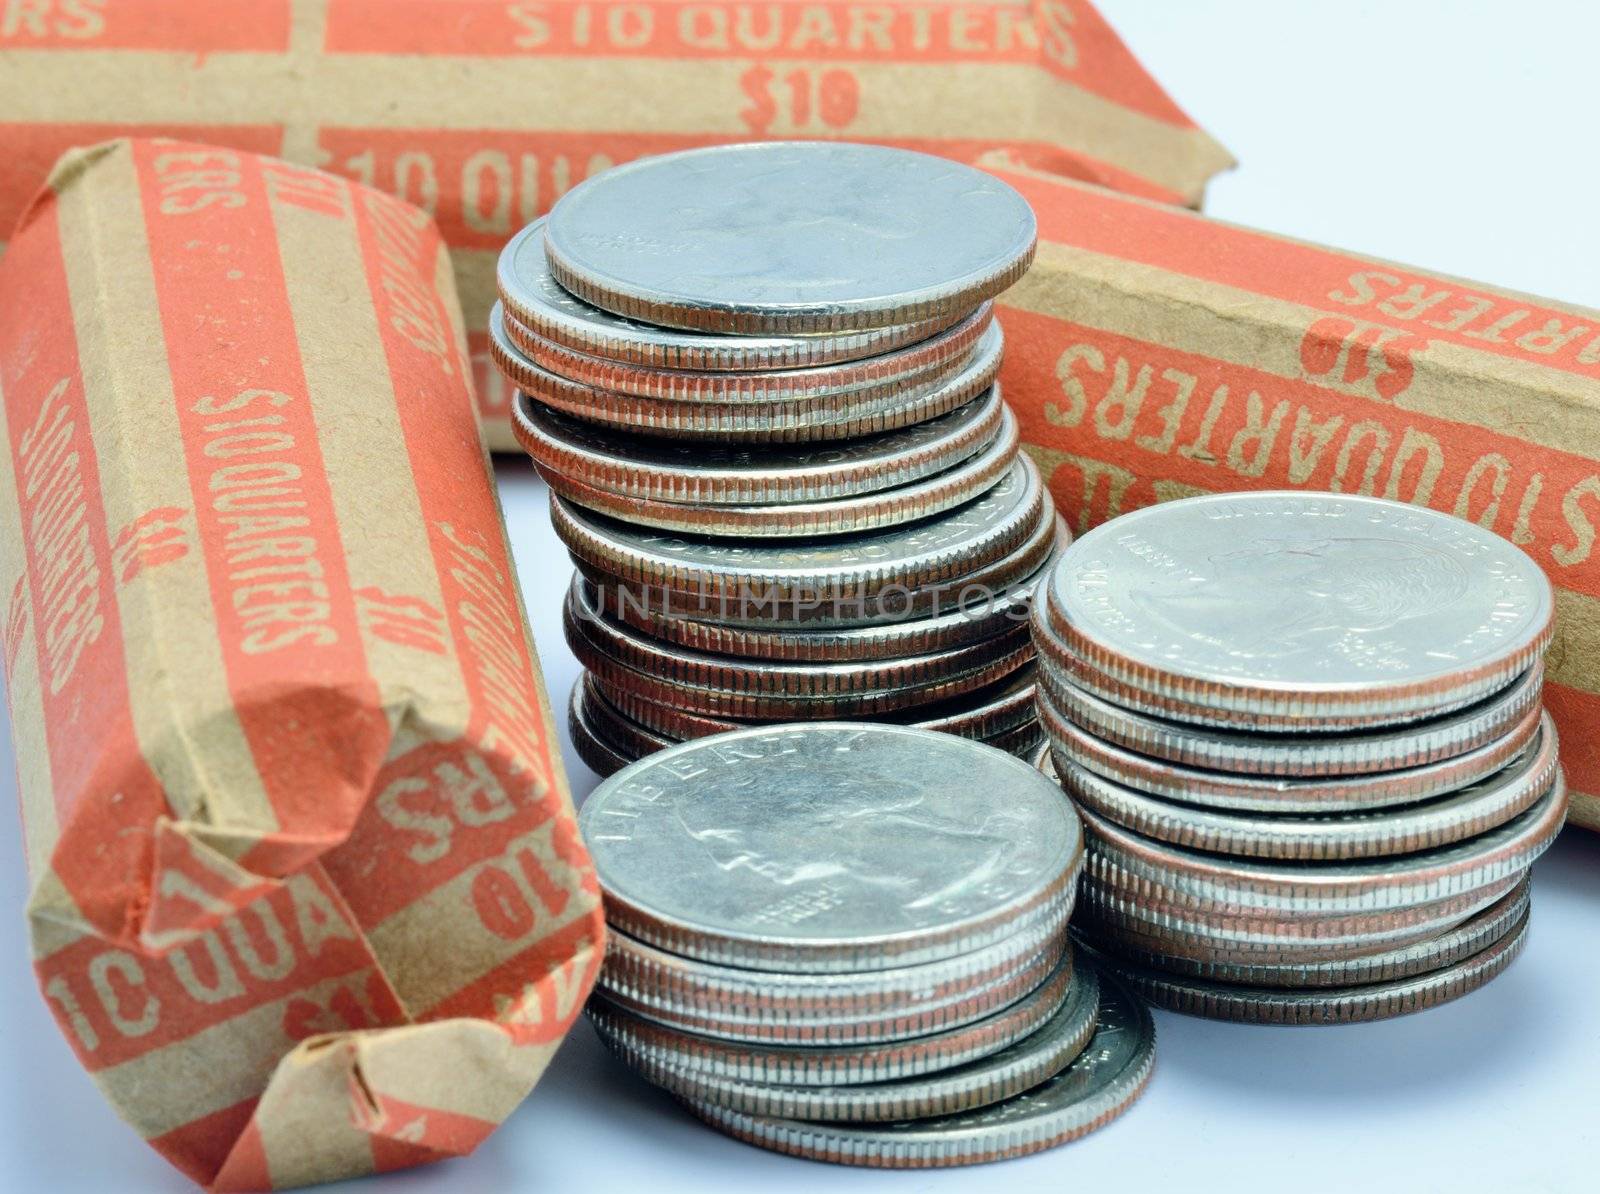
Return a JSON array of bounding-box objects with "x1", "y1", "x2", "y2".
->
[
  {"x1": 594, "y1": 667, "x2": 1040, "y2": 744},
  {"x1": 1055, "y1": 715, "x2": 1559, "y2": 861},
  {"x1": 1092, "y1": 878, "x2": 1530, "y2": 989},
  {"x1": 1104, "y1": 907, "x2": 1529, "y2": 1025},
  {"x1": 570, "y1": 484, "x2": 1057, "y2": 630},
  {"x1": 1076, "y1": 775, "x2": 1566, "y2": 918},
  {"x1": 598, "y1": 960, "x2": 1102, "y2": 1124},
  {"x1": 551, "y1": 453, "x2": 1045, "y2": 613},
  {"x1": 566, "y1": 575, "x2": 1031, "y2": 702},
  {"x1": 1038, "y1": 690, "x2": 1543, "y2": 814},
  {"x1": 578, "y1": 674, "x2": 674, "y2": 758},
  {"x1": 1038, "y1": 665, "x2": 1543, "y2": 777},
  {"x1": 593, "y1": 544, "x2": 1056, "y2": 662},
  {"x1": 577, "y1": 723, "x2": 1083, "y2": 972},
  {"x1": 572, "y1": 639, "x2": 1031, "y2": 721},
  {"x1": 518, "y1": 384, "x2": 1004, "y2": 507},
  {"x1": 498, "y1": 313, "x2": 1005, "y2": 444},
  {"x1": 537, "y1": 406, "x2": 1020, "y2": 538},
  {"x1": 682, "y1": 968, "x2": 1154, "y2": 1168},
  {"x1": 508, "y1": 295, "x2": 992, "y2": 401},
  {"x1": 496, "y1": 220, "x2": 957, "y2": 371},
  {"x1": 1046, "y1": 492, "x2": 1553, "y2": 728},
  {"x1": 543, "y1": 143, "x2": 1037, "y2": 333},
  {"x1": 985, "y1": 720, "x2": 1044, "y2": 759},
  {"x1": 597, "y1": 911, "x2": 1069, "y2": 1046},
  {"x1": 588, "y1": 954, "x2": 1075, "y2": 1087},
  {"x1": 569, "y1": 679, "x2": 634, "y2": 777}
]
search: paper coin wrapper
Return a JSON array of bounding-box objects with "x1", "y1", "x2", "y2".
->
[
  {"x1": 990, "y1": 166, "x2": 1600, "y2": 833},
  {"x1": 0, "y1": 0, "x2": 1235, "y2": 450},
  {"x1": 0, "y1": 139, "x2": 604, "y2": 1189}
]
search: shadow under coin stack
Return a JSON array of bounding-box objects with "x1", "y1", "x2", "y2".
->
[
  {"x1": 578, "y1": 724, "x2": 1155, "y2": 1167},
  {"x1": 488, "y1": 143, "x2": 1060, "y2": 773},
  {"x1": 1030, "y1": 491, "x2": 1567, "y2": 1025}
]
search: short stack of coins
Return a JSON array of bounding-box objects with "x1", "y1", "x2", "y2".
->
[
  {"x1": 488, "y1": 142, "x2": 1062, "y2": 773},
  {"x1": 1030, "y1": 491, "x2": 1568, "y2": 1025},
  {"x1": 577, "y1": 724, "x2": 1155, "y2": 1167}
]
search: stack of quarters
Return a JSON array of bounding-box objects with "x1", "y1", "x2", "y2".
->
[
  {"x1": 577, "y1": 725, "x2": 1155, "y2": 1167},
  {"x1": 1030, "y1": 491, "x2": 1567, "y2": 1024},
  {"x1": 488, "y1": 143, "x2": 1064, "y2": 772}
]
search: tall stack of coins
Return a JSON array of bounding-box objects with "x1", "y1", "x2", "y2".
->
[
  {"x1": 1030, "y1": 492, "x2": 1568, "y2": 1024},
  {"x1": 489, "y1": 143, "x2": 1059, "y2": 772},
  {"x1": 579, "y1": 724, "x2": 1155, "y2": 1167}
]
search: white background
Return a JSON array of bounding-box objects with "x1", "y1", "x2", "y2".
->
[{"x1": 3, "y1": 2, "x2": 1599, "y2": 1190}]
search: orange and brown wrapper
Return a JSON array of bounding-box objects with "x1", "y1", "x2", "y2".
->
[
  {"x1": 0, "y1": 139, "x2": 603, "y2": 1189},
  {"x1": 0, "y1": 0, "x2": 1234, "y2": 449},
  {"x1": 992, "y1": 167, "x2": 1600, "y2": 833}
]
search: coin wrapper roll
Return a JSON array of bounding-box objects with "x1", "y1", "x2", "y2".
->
[
  {"x1": 0, "y1": 0, "x2": 1234, "y2": 450},
  {"x1": 0, "y1": 140, "x2": 603, "y2": 1190}
]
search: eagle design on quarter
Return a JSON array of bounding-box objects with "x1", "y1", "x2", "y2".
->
[{"x1": 1133, "y1": 536, "x2": 1471, "y2": 659}]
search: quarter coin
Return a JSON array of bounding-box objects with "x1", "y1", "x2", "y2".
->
[
  {"x1": 597, "y1": 960, "x2": 1102, "y2": 1124},
  {"x1": 1046, "y1": 491, "x2": 1553, "y2": 728},
  {"x1": 1076, "y1": 873, "x2": 1521, "y2": 964},
  {"x1": 1038, "y1": 665, "x2": 1543, "y2": 777},
  {"x1": 587, "y1": 953, "x2": 1075, "y2": 1087},
  {"x1": 592, "y1": 548, "x2": 1055, "y2": 662},
  {"x1": 543, "y1": 143, "x2": 1037, "y2": 333},
  {"x1": 498, "y1": 313, "x2": 1004, "y2": 443},
  {"x1": 1038, "y1": 691, "x2": 1543, "y2": 814},
  {"x1": 577, "y1": 723, "x2": 1083, "y2": 972},
  {"x1": 569, "y1": 679, "x2": 635, "y2": 777},
  {"x1": 565, "y1": 573, "x2": 1031, "y2": 701},
  {"x1": 593, "y1": 667, "x2": 1041, "y2": 744},
  {"x1": 510, "y1": 296, "x2": 993, "y2": 401},
  {"x1": 1055, "y1": 715, "x2": 1558, "y2": 860},
  {"x1": 1104, "y1": 907, "x2": 1529, "y2": 1025},
  {"x1": 681, "y1": 967, "x2": 1154, "y2": 1167},
  {"x1": 536, "y1": 405, "x2": 1019, "y2": 538},
  {"x1": 517, "y1": 385, "x2": 1005, "y2": 507},
  {"x1": 597, "y1": 913, "x2": 1069, "y2": 1046},
  {"x1": 1076, "y1": 778, "x2": 1565, "y2": 918},
  {"x1": 496, "y1": 220, "x2": 957, "y2": 371},
  {"x1": 549, "y1": 453, "x2": 1045, "y2": 613},
  {"x1": 1092, "y1": 878, "x2": 1530, "y2": 989}
]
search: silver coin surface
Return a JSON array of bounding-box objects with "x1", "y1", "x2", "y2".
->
[
  {"x1": 551, "y1": 453, "x2": 1044, "y2": 611},
  {"x1": 594, "y1": 666, "x2": 1040, "y2": 743},
  {"x1": 536, "y1": 406, "x2": 1020, "y2": 539},
  {"x1": 578, "y1": 723, "x2": 1082, "y2": 972},
  {"x1": 569, "y1": 679, "x2": 634, "y2": 777},
  {"x1": 570, "y1": 488, "x2": 1057, "y2": 631},
  {"x1": 1092, "y1": 878, "x2": 1530, "y2": 989},
  {"x1": 1038, "y1": 664, "x2": 1543, "y2": 777},
  {"x1": 1077, "y1": 773, "x2": 1565, "y2": 918},
  {"x1": 500, "y1": 329, "x2": 1004, "y2": 444},
  {"x1": 1104, "y1": 908, "x2": 1529, "y2": 1025},
  {"x1": 1077, "y1": 873, "x2": 1522, "y2": 965},
  {"x1": 509, "y1": 296, "x2": 992, "y2": 401},
  {"x1": 543, "y1": 143, "x2": 1037, "y2": 333},
  {"x1": 683, "y1": 967, "x2": 1153, "y2": 1168},
  {"x1": 588, "y1": 953, "x2": 1075, "y2": 1087},
  {"x1": 1056, "y1": 715, "x2": 1559, "y2": 861},
  {"x1": 496, "y1": 221, "x2": 956, "y2": 370},
  {"x1": 1047, "y1": 492, "x2": 1553, "y2": 726},
  {"x1": 518, "y1": 384, "x2": 1003, "y2": 507},
  {"x1": 566, "y1": 571, "x2": 1030, "y2": 702},
  {"x1": 594, "y1": 540, "x2": 1057, "y2": 662},
  {"x1": 602, "y1": 959, "x2": 1101, "y2": 1124},
  {"x1": 597, "y1": 905, "x2": 1069, "y2": 1046},
  {"x1": 1039, "y1": 689, "x2": 1543, "y2": 814}
]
